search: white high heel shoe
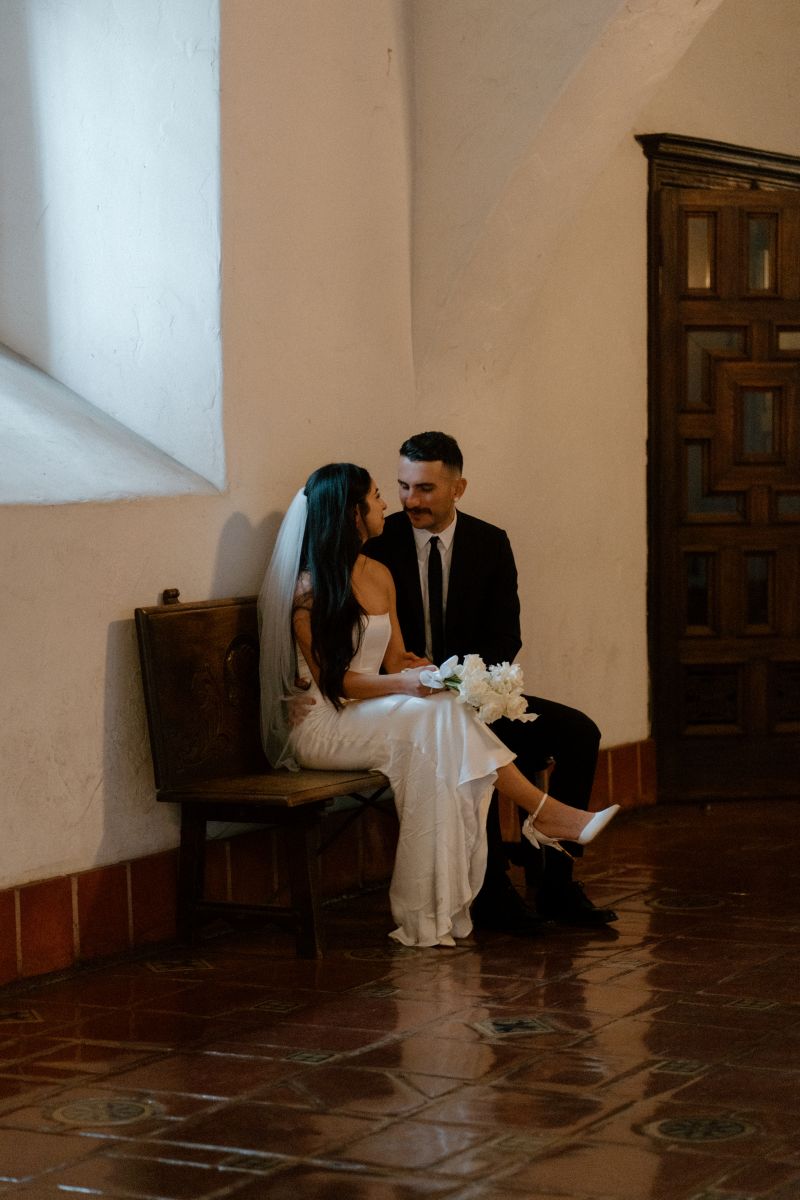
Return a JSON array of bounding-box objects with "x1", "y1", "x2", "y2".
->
[{"x1": 521, "y1": 794, "x2": 620, "y2": 859}]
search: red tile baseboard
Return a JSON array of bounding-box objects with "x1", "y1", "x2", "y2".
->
[
  {"x1": 0, "y1": 737, "x2": 656, "y2": 987},
  {"x1": 0, "y1": 889, "x2": 18, "y2": 987},
  {"x1": 76, "y1": 862, "x2": 130, "y2": 961},
  {"x1": 130, "y1": 850, "x2": 179, "y2": 946},
  {"x1": 590, "y1": 737, "x2": 658, "y2": 812},
  {"x1": 18, "y1": 876, "x2": 74, "y2": 979}
]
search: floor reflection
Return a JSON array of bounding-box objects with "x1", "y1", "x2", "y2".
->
[{"x1": 0, "y1": 798, "x2": 799, "y2": 1198}]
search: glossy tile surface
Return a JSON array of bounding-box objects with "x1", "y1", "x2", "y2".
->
[{"x1": 0, "y1": 799, "x2": 799, "y2": 1198}]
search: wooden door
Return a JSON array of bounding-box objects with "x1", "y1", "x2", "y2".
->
[{"x1": 650, "y1": 168, "x2": 800, "y2": 800}]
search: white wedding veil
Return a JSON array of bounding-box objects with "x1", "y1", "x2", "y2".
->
[{"x1": 258, "y1": 488, "x2": 308, "y2": 770}]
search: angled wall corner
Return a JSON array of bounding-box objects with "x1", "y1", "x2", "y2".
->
[
  {"x1": 410, "y1": 0, "x2": 726, "y2": 406},
  {"x1": 0, "y1": 345, "x2": 219, "y2": 504},
  {"x1": 0, "y1": 0, "x2": 223, "y2": 504}
]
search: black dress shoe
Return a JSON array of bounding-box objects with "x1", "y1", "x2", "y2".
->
[
  {"x1": 536, "y1": 881, "x2": 618, "y2": 927},
  {"x1": 472, "y1": 885, "x2": 550, "y2": 937}
]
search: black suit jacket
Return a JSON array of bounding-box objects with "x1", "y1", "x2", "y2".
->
[{"x1": 365, "y1": 510, "x2": 522, "y2": 666}]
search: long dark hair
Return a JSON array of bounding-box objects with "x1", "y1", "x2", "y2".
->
[{"x1": 299, "y1": 463, "x2": 371, "y2": 707}]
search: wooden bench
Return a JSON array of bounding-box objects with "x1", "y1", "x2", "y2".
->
[{"x1": 135, "y1": 589, "x2": 390, "y2": 958}]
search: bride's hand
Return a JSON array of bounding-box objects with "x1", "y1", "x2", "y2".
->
[{"x1": 401, "y1": 666, "x2": 440, "y2": 698}]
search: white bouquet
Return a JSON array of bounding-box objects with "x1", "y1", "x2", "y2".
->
[{"x1": 419, "y1": 654, "x2": 538, "y2": 725}]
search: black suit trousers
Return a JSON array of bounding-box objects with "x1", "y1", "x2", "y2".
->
[{"x1": 481, "y1": 694, "x2": 601, "y2": 894}]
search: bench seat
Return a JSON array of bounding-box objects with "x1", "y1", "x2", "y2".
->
[
  {"x1": 158, "y1": 767, "x2": 386, "y2": 807},
  {"x1": 135, "y1": 589, "x2": 390, "y2": 957}
]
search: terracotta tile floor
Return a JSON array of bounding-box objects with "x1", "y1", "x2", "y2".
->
[{"x1": 1, "y1": 799, "x2": 800, "y2": 1199}]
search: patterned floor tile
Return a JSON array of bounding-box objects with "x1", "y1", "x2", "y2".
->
[{"x1": 0, "y1": 800, "x2": 798, "y2": 1198}]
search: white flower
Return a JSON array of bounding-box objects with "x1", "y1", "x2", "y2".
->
[
  {"x1": 476, "y1": 694, "x2": 505, "y2": 724},
  {"x1": 419, "y1": 656, "x2": 459, "y2": 690},
  {"x1": 487, "y1": 661, "x2": 525, "y2": 694},
  {"x1": 504, "y1": 692, "x2": 534, "y2": 721},
  {"x1": 420, "y1": 654, "x2": 538, "y2": 725}
]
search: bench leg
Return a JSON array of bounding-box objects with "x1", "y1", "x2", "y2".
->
[
  {"x1": 285, "y1": 811, "x2": 324, "y2": 958},
  {"x1": 177, "y1": 808, "x2": 207, "y2": 944}
]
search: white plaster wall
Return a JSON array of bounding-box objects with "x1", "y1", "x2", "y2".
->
[
  {"x1": 455, "y1": 141, "x2": 650, "y2": 747},
  {"x1": 4, "y1": 0, "x2": 800, "y2": 893},
  {"x1": 411, "y1": 0, "x2": 622, "y2": 334},
  {"x1": 406, "y1": 135, "x2": 648, "y2": 748},
  {"x1": 406, "y1": 0, "x2": 800, "y2": 748},
  {"x1": 407, "y1": 0, "x2": 721, "y2": 747},
  {"x1": 410, "y1": 0, "x2": 724, "y2": 390},
  {"x1": 0, "y1": 345, "x2": 215, "y2": 503},
  {"x1": 0, "y1": 0, "x2": 223, "y2": 489},
  {"x1": 0, "y1": 0, "x2": 414, "y2": 889},
  {"x1": 638, "y1": 0, "x2": 800, "y2": 159}
]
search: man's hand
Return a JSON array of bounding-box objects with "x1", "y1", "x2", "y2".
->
[
  {"x1": 286, "y1": 678, "x2": 315, "y2": 727},
  {"x1": 398, "y1": 651, "x2": 431, "y2": 670}
]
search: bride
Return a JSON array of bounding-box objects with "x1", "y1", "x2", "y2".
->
[{"x1": 259, "y1": 463, "x2": 618, "y2": 948}]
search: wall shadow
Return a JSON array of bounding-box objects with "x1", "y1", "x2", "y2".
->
[
  {"x1": 92, "y1": 508, "x2": 285, "y2": 945},
  {"x1": 210, "y1": 508, "x2": 284, "y2": 599},
  {"x1": 0, "y1": 4, "x2": 49, "y2": 361}
]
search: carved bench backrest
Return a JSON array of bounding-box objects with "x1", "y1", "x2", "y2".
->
[{"x1": 136, "y1": 595, "x2": 268, "y2": 788}]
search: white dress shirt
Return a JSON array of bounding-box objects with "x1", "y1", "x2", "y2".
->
[{"x1": 412, "y1": 513, "x2": 457, "y2": 663}]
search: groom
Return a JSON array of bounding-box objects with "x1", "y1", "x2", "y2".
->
[{"x1": 365, "y1": 430, "x2": 616, "y2": 932}]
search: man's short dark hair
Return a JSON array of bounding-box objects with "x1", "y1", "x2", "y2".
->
[{"x1": 399, "y1": 431, "x2": 463, "y2": 473}]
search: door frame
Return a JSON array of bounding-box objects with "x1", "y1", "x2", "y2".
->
[{"x1": 636, "y1": 133, "x2": 800, "y2": 801}]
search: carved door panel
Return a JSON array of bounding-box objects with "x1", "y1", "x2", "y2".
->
[{"x1": 654, "y1": 185, "x2": 800, "y2": 799}]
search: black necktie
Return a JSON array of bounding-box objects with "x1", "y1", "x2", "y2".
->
[{"x1": 428, "y1": 535, "x2": 444, "y2": 666}]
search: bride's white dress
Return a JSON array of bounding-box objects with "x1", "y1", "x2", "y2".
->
[{"x1": 290, "y1": 612, "x2": 515, "y2": 947}]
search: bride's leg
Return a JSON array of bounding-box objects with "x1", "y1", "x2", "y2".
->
[{"x1": 495, "y1": 762, "x2": 611, "y2": 843}]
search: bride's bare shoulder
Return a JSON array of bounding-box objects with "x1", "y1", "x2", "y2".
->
[{"x1": 357, "y1": 555, "x2": 393, "y2": 591}]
